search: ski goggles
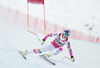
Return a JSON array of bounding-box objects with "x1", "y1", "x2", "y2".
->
[
  {"x1": 64, "y1": 33, "x2": 69, "y2": 37},
  {"x1": 64, "y1": 30, "x2": 70, "y2": 37}
]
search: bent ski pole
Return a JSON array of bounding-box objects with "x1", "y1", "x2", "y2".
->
[
  {"x1": 62, "y1": 56, "x2": 71, "y2": 60},
  {"x1": 29, "y1": 30, "x2": 41, "y2": 42}
]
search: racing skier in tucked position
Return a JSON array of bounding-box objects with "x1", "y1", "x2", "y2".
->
[{"x1": 21, "y1": 29, "x2": 75, "y2": 62}]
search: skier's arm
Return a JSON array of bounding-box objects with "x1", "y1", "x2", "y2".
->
[
  {"x1": 41, "y1": 33, "x2": 58, "y2": 45},
  {"x1": 66, "y1": 41, "x2": 75, "y2": 62},
  {"x1": 66, "y1": 42, "x2": 73, "y2": 56},
  {"x1": 43, "y1": 33, "x2": 58, "y2": 41}
]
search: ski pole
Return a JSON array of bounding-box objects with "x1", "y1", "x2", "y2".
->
[{"x1": 29, "y1": 30, "x2": 41, "y2": 42}]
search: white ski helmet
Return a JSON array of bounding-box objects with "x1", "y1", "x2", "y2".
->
[{"x1": 63, "y1": 29, "x2": 71, "y2": 37}]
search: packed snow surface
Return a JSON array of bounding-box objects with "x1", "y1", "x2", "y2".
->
[{"x1": 0, "y1": 23, "x2": 100, "y2": 68}]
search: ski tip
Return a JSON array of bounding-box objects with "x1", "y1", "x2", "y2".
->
[
  {"x1": 17, "y1": 50, "x2": 27, "y2": 60},
  {"x1": 53, "y1": 63, "x2": 56, "y2": 65},
  {"x1": 24, "y1": 57, "x2": 27, "y2": 60}
]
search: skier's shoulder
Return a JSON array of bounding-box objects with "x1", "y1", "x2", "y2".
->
[
  {"x1": 52, "y1": 33, "x2": 60, "y2": 36},
  {"x1": 57, "y1": 33, "x2": 62, "y2": 36}
]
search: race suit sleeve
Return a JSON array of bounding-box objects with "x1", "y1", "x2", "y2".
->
[
  {"x1": 66, "y1": 41, "x2": 73, "y2": 57},
  {"x1": 43, "y1": 33, "x2": 59, "y2": 40}
]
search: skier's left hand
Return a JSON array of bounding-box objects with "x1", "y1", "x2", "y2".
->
[{"x1": 71, "y1": 56, "x2": 75, "y2": 62}]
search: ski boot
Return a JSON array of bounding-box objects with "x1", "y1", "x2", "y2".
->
[
  {"x1": 43, "y1": 54, "x2": 51, "y2": 58},
  {"x1": 20, "y1": 50, "x2": 28, "y2": 56}
]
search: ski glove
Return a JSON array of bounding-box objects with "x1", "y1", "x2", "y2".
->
[
  {"x1": 71, "y1": 56, "x2": 75, "y2": 62},
  {"x1": 40, "y1": 39, "x2": 45, "y2": 45}
]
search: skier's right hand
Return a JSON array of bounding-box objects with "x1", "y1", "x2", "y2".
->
[{"x1": 40, "y1": 39, "x2": 45, "y2": 45}]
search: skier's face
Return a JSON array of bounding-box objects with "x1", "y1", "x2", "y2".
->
[{"x1": 63, "y1": 34, "x2": 68, "y2": 38}]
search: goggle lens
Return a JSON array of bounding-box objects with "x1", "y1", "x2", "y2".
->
[{"x1": 64, "y1": 33, "x2": 69, "y2": 36}]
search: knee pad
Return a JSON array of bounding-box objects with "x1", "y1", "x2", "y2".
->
[{"x1": 33, "y1": 49, "x2": 42, "y2": 53}]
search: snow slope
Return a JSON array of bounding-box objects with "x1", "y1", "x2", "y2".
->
[
  {"x1": 0, "y1": 21, "x2": 100, "y2": 68},
  {"x1": 0, "y1": 0, "x2": 100, "y2": 68}
]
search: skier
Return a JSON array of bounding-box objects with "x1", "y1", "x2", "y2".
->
[{"x1": 22, "y1": 29, "x2": 75, "y2": 62}]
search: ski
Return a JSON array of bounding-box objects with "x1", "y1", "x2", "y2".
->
[
  {"x1": 17, "y1": 50, "x2": 26, "y2": 60},
  {"x1": 39, "y1": 55, "x2": 56, "y2": 65}
]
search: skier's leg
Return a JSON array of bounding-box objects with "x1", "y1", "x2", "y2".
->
[
  {"x1": 40, "y1": 43, "x2": 55, "y2": 52},
  {"x1": 20, "y1": 48, "x2": 42, "y2": 55},
  {"x1": 43, "y1": 47, "x2": 63, "y2": 58},
  {"x1": 50, "y1": 47, "x2": 63, "y2": 56},
  {"x1": 27, "y1": 43, "x2": 55, "y2": 54}
]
